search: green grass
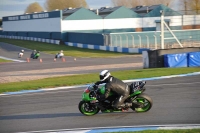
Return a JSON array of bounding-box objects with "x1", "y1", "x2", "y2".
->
[
  {"x1": 108, "y1": 129, "x2": 200, "y2": 133},
  {"x1": 0, "y1": 58, "x2": 12, "y2": 63},
  {"x1": 0, "y1": 67, "x2": 199, "y2": 93},
  {"x1": 0, "y1": 38, "x2": 134, "y2": 57}
]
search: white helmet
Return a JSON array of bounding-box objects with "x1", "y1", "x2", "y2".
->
[
  {"x1": 21, "y1": 50, "x2": 24, "y2": 52},
  {"x1": 99, "y1": 70, "x2": 111, "y2": 81}
]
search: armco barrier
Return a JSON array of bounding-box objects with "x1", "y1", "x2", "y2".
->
[
  {"x1": 0, "y1": 35, "x2": 60, "y2": 45},
  {"x1": 0, "y1": 35, "x2": 149, "y2": 53},
  {"x1": 65, "y1": 42, "x2": 149, "y2": 54}
]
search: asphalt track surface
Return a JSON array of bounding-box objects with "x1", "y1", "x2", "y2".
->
[
  {"x1": 0, "y1": 42, "x2": 142, "y2": 72},
  {"x1": 0, "y1": 42, "x2": 200, "y2": 132},
  {"x1": 0, "y1": 42, "x2": 142, "y2": 83},
  {"x1": 0, "y1": 75, "x2": 200, "y2": 133}
]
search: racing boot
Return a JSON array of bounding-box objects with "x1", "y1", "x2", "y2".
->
[
  {"x1": 125, "y1": 102, "x2": 132, "y2": 107},
  {"x1": 119, "y1": 103, "x2": 132, "y2": 112}
]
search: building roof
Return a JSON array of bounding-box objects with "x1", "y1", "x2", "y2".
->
[
  {"x1": 61, "y1": 4, "x2": 181, "y2": 19},
  {"x1": 131, "y1": 5, "x2": 161, "y2": 16},
  {"x1": 62, "y1": 7, "x2": 101, "y2": 20},
  {"x1": 91, "y1": 6, "x2": 122, "y2": 18},
  {"x1": 62, "y1": 7, "x2": 81, "y2": 17}
]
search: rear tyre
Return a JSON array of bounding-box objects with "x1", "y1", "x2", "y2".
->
[
  {"x1": 78, "y1": 101, "x2": 100, "y2": 116},
  {"x1": 131, "y1": 93, "x2": 153, "y2": 112}
]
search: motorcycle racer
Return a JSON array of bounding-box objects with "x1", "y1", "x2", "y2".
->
[
  {"x1": 55, "y1": 50, "x2": 64, "y2": 59},
  {"x1": 30, "y1": 50, "x2": 40, "y2": 59},
  {"x1": 94, "y1": 70, "x2": 132, "y2": 110},
  {"x1": 18, "y1": 50, "x2": 24, "y2": 58}
]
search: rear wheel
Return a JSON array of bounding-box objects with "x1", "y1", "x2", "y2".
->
[
  {"x1": 78, "y1": 101, "x2": 100, "y2": 116},
  {"x1": 131, "y1": 93, "x2": 153, "y2": 112}
]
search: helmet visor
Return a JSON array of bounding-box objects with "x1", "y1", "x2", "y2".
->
[{"x1": 100, "y1": 75, "x2": 104, "y2": 81}]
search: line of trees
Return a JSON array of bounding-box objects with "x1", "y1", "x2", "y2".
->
[
  {"x1": 24, "y1": 0, "x2": 200, "y2": 14},
  {"x1": 24, "y1": 0, "x2": 88, "y2": 14},
  {"x1": 24, "y1": 2, "x2": 43, "y2": 13},
  {"x1": 112, "y1": 0, "x2": 200, "y2": 14},
  {"x1": 44, "y1": 0, "x2": 88, "y2": 12},
  {"x1": 111, "y1": 0, "x2": 171, "y2": 7},
  {"x1": 189, "y1": 0, "x2": 200, "y2": 14}
]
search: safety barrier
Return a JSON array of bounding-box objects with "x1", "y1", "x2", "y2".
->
[
  {"x1": 164, "y1": 52, "x2": 200, "y2": 67},
  {"x1": 0, "y1": 35, "x2": 149, "y2": 53},
  {"x1": 0, "y1": 35, "x2": 60, "y2": 45},
  {"x1": 143, "y1": 48, "x2": 200, "y2": 68},
  {"x1": 65, "y1": 42, "x2": 149, "y2": 54}
]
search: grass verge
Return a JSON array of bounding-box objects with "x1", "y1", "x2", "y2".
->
[
  {"x1": 0, "y1": 38, "x2": 134, "y2": 57},
  {"x1": 0, "y1": 58, "x2": 12, "y2": 63},
  {"x1": 0, "y1": 67, "x2": 199, "y2": 93},
  {"x1": 108, "y1": 129, "x2": 200, "y2": 133}
]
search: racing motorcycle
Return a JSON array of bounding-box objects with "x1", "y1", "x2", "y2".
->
[
  {"x1": 78, "y1": 81, "x2": 153, "y2": 116},
  {"x1": 30, "y1": 51, "x2": 40, "y2": 59}
]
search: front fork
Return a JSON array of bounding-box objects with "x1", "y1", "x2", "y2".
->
[{"x1": 94, "y1": 102, "x2": 106, "y2": 111}]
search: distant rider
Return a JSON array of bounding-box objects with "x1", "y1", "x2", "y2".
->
[
  {"x1": 94, "y1": 70, "x2": 132, "y2": 110},
  {"x1": 30, "y1": 50, "x2": 36, "y2": 58},
  {"x1": 18, "y1": 50, "x2": 24, "y2": 58},
  {"x1": 55, "y1": 50, "x2": 64, "y2": 59},
  {"x1": 30, "y1": 50, "x2": 40, "y2": 59}
]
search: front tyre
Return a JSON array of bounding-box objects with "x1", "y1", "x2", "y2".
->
[
  {"x1": 131, "y1": 93, "x2": 153, "y2": 112},
  {"x1": 78, "y1": 101, "x2": 100, "y2": 116}
]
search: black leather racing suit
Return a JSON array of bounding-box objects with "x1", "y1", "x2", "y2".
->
[{"x1": 95, "y1": 76, "x2": 130, "y2": 109}]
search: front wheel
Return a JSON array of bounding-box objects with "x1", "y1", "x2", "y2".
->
[
  {"x1": 78, "y1": 101, "x2": 100, "y2": 116},
  {"x1": 131, "y1": 93, "x2": 153, "y2": 112}
]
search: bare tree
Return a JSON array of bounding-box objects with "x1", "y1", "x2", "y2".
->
[
  {"x1": 45, "y1": 0, "x2": 88, "y2": 11},
  {"x1": 112, "y1": 0, "x2": 140, "y2": 7},
  {"x1": 180, "y1": 0, "x2": 189, "y2": 14},
  {"x1": 24, "y1": 2, "x2": 43, "y2": 13},
  {"x1": 111, "y1": 0, "x2": 171, "y2": 7},
  {"x1": 189, "y1": 0, "x2": 200, "y2": 14},
  {"x1": 142, "y1": 0, "x2": 171, "y2": 6},
  {"x1": 180, "y1": 0, "x2": 200, "y2": 14}
]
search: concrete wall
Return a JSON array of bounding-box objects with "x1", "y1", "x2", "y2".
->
[{"x1": 1, "y1": 31, "x2": 62, "y2": 40}]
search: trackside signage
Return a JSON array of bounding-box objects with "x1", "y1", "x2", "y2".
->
[
  {"x1": 3, "y1": 11, "x2": 61, "y2": 21},
  {"x1": 7, "y1": 13, "x2": 49, "y2": 21},
  {"x1": 33, "y1": 13, "x2": 49, "y2": 19}
]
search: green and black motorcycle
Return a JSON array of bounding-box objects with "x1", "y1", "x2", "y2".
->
[
  {"x1": 30, "y1": 51, "x2": 40, "y2": 59},
  {"x1": 78, "y1": 81, "x2": 153, "y2": 116}
]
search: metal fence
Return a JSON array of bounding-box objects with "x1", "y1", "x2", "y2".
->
[{"x1": 103, "y1": 29, "x2": 200, "y2": 50}]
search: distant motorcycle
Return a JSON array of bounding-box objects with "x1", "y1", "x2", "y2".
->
[
  {"x1": 30, "y1": 51, "x2": 40, "y2": 59},
  {"x1": 78, "y1": 81, "x2": 153, "y2": 116},
  {"x1": 55, "y1": 51, "x2": 64, "y2": 59},
  {"x1": 18, "y1": 50, "x2": 24, "y2": 58}
]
